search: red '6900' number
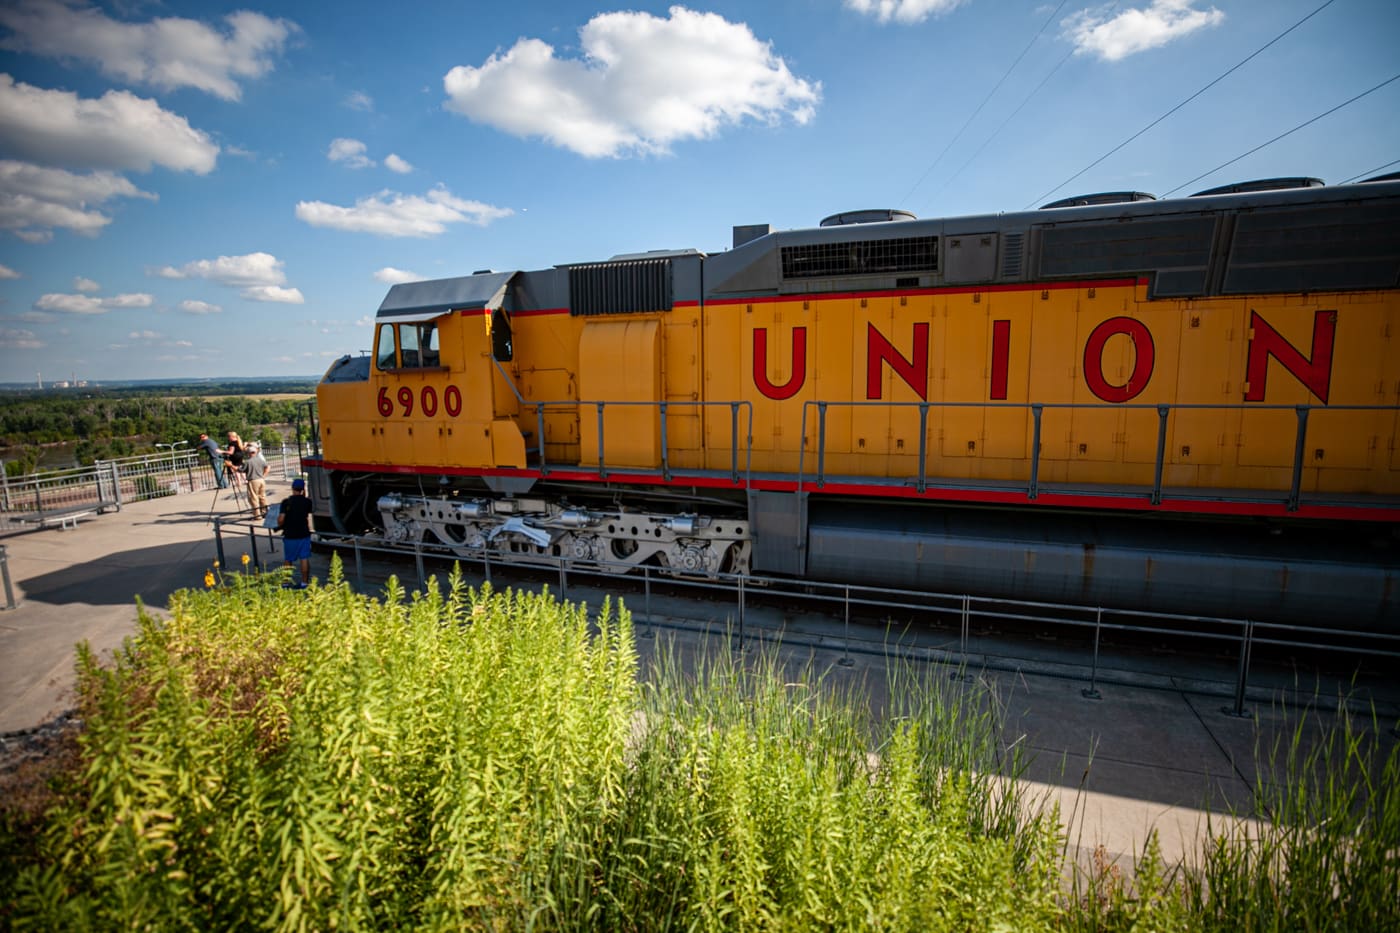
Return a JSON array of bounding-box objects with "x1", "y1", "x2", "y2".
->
[{"x1": 378, "y1": 385, "x2": 462, "y2": 418}]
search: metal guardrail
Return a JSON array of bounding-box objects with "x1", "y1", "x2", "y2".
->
[
  {"x1": 796, "y1": 399, "x2": 1400, "y2": 511},
  {"x1": 304, "y1": 529, "x2": 1400, "y2": 718},
  {"x1": 0, "y1": 446, "x2": 298, "y2": 533}
]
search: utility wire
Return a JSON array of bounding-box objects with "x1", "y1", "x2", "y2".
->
[
  {"x1": 925, "y1": 45, "x2": 1077, "y2": 209},
  {"x1": 1163, "y1": 73, "x2": 1400, "y2": 196},
  {"x1": 901, "y1": 0, "x2": 1070, "y2": 206},
  {"x1": 1339, "y1": 158, "x2": 1400, "y2": 185},
  {"x1": 1025, "y1": 0, "x2": 1338, "y2": 209}
]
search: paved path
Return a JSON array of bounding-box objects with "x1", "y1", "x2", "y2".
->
[{"x1": 2, "y1": 485, "x2": 1396, "y2": 876}]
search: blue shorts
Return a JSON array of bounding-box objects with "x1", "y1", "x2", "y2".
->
[{"x1": 283, "y1": 536, "x2": 312, "y2": 562}]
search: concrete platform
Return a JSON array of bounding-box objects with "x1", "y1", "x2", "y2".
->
[{"x1": 2, "y1": 484, "x2": 1396, "y2": 877}]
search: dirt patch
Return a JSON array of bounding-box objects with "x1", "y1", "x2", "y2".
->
[{"x1": 0, "y1": 711, "x2": 83, "y2": 827}]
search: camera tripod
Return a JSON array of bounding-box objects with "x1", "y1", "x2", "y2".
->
[{"x1": 206, "y1": 460, "x2": 248, "y2": 523}]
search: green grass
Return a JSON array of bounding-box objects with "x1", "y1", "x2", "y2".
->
[{"x1": 1, "y1": 558, "x2": 1396, "y2": 931}]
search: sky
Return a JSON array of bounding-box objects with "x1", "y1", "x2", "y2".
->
[{"x1": 0, "y1": 0, "x2": 1396, "y2": 383}]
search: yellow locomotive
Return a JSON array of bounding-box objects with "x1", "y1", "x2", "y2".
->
[{"x1": 306, "y1": 176, "x2": 1400, "y2": 626}]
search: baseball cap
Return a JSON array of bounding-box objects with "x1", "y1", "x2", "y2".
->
[{"x1": 292, "y1": 478, "x2": 305, "y2": 490}]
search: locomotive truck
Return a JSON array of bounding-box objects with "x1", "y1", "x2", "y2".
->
[{"x1": 303, "y1": 175, "x2": 1400, "y2": 628}]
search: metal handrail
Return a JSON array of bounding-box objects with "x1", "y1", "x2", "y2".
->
[
  {"x1": 796, "y1": 399, "x2": 1400, "y2": 511},
  {"x1": 1, "y1": 447, "x2": 299, "y2": 530}
]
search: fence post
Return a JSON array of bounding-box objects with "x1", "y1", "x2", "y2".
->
[
  {"x1": 110, "y1": 462, "x2": 123, "y2": 510},
  {"x1": 0, "y1": 544, "x2": 17, "y2": 610},
  {"x1": 185, "y1": 454, "x2": 196, "y2": 492},
  {"x1": 33, "y1": 476, "x2": 45, "y2": 524},
  {"x1": 1226, "y1": 621, "x2": 1255, "y2": 718},
  {"x1": 734, "y1": 573, "x2": 746, "y2": 652},
  {"x1": 1, "y1": 465, "x2": 10, "y2": 511},
  {"x1": 838, "y1": 585, "x2": 854, "y2": 666},
  {"x1": 1082, "y1": 608, "x2": 1103, "y2": 699},
  {"x1": 214, "y1": 518, "x2": 227, "y2": 569},
  {"x1": 640, "y1": 565, "x2": 654, "y2": 638},
  {"x1": 280, "y1": 445, "x2": 289, "y2": 480},
  {"x1": 249, "y1": 524, "x2": 262, "y2": 572}
]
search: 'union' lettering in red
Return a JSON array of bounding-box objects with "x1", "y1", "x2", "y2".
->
[
  {"x1": 753, "y1": 326, "x2": 807, "y2": 400},
  {"x1": 1083, "y1": 317, "x2": 1155, "y2": 403},
  {"x1": 866, "y1": 323, "x2": 929, "y2": 400},
  {"x1": 1243, "y1": 310, "x2": 1335, "y2": 403}
]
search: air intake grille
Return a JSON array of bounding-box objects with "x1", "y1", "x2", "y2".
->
[
  {"x1": 1000, "y1": 233, "x2": 1024, "y2": 278},
  {"x1": 568, "y1": 259, "x2": 673, "y2": 316},
  {"x1": 781, "y1": 236, "x2": 938, "y2": 279}
]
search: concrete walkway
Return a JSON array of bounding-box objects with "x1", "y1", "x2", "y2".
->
[
  {"x1": 0, "y1": 480, "x2": 295, "y2": 733},
  {"x1": 2, "y1": 484, "x2": 1396, "y2": 876}
]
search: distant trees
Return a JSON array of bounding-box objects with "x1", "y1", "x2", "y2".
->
[{"x1": 0, "y1": 383, "x2": 316, "y2": 470}]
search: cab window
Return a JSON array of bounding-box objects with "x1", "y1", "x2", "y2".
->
[
  {"x1": 376, "y1": 321, "x2": 442, "y2": 370},
  {"x1": 375, "y1": 323, "x2": 397, "y2": 370}
]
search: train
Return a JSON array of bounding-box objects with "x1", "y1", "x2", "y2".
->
[{"x1": 303, "y1": 175, "x2": 1400, "y2": 628}]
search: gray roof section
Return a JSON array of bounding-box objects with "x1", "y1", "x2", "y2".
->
[{"x1": 376, "y1": 271, "x2": 518, "y2": 321}]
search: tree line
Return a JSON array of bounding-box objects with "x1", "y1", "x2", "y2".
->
[{"x1": 0, "y1": 384, "x2": 316, "y2": 474}]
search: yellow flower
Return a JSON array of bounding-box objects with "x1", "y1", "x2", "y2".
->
[
  {"x1": 241, "y1": 553, "x2": 250, "y2": 567},
  {"x1": 204, "y1": 571, "x2": 215, "y2": 588},
  {"x1": 212, "y1": 559, "x2": 220, "y2": 569}
]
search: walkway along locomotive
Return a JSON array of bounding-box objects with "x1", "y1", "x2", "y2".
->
[{"x1": 303, "y1": 176, "x2": 1400, "y2": 628}]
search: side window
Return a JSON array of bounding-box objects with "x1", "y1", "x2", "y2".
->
[
  {"x1": 375, "y1": 323, "x2": 397, "y2": 370},
  {"x1": 420, "y1": 324, "x2": 440, "y2": 367},
  {"x1": 399, "y1": 324, "x2": 421, "y2": 368}
]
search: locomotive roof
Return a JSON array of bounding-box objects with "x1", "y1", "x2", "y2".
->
[{"x1": 376, "y1": 270, "x2": 517, "y2": 321}]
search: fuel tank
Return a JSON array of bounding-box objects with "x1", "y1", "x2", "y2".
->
[{"x1": 805, "y1": 503, "x2": 1399, "y2": 629}]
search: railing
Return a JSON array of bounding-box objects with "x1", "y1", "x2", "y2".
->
[
  {"x1": 0, "y1": 446, "x2": 299, "y2": 533},
  {"x1": 797, "y1": 400, "x2": 1400, "y2": 511},
  {"x1": 298, "y1": 528, "x2": 1400, "y2": 717}
]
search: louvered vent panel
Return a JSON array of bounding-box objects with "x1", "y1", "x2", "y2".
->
[
  {"x1": 781, "y1": 236, "x2": 938, "y2": 279},
  {"x1": 568, "y1": 259, "x2": 673, "y2": 316},
  {"x1": 1000, "y1": 233, "x2": 1024, "y2": 278}
]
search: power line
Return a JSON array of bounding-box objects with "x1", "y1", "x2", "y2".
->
[
  {"x1": 1025, "y1": 0, "x2": 1338, "y2": 209},
  {"x1": 1163, "y1": 73, "x2": 1400, "y2": 197},
  {"x1": 924, "y1": 46, "x2": 1077, "y2": 210},
  {"x1": 900, "y1": 0, "x2": 1070, "y2": 206},
  {"x1": 1339, "y1": 158, "x2": 1400, "y2": 185}
]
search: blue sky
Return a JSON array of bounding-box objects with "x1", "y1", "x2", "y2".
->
[{"x1": 0, "y1": 0, "x2": 1396, "y2": 383}]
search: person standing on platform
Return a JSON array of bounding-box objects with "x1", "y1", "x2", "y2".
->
[
  {"x1": 244, "y1": 442, "x2": 269, "y2": 519},
  {"x1": 277, "y1": 477, "x2": 314, "y2": 588},
  {"x1": 198, "y1": 433, "x2": 227, "y2": 488}
]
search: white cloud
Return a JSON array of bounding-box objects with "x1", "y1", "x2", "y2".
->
[
  {"x1": 34, "y1": 291, "x2": 153, "y2": 313},
  {"x1": 73, "y1": 275, "x2": 98, "y2": 291},
  {"x1": 103, "y1": 292, "x2": 153, "y2": 308},
  {"x1": 241, "y1": 285, "x2": 304, "y2": 303},
  {"x1": 1064, "y1": 0, "x2": 1224, "y2": 61},
  {"x1": 844, "y1": 0, "x2": 967, "y2": 24},
  {"x1": 0, "y1": 327, "x2": 42, "y2": 348},
  {"x1": 374, "y1": 266, "x2": 421, "y2": 284},
  {"x1": 0, "y1": 160, "x2": 157, "y2": 240},
  {"x1": 296, "y1": 186, "x2": 513, "y2": 237},
  {"x1": 155, "y1": 251, "x2": 287, "y2": 286},
  {"x1": 328, "y1": 137, "x2": 375, "y2": 169},
  {"x1": 128, "y1": 329, "x2": 162, "y2": 340},
  {"x1": 35, "y1": 293, "x2": 102, "y2": 313},
  {"x1": 0, "y1": 263, "x2": 19, "y2": 279},
  {"x1": 345, "y1": 91, "x2": 373, "y2": 111},
  {"x1": 0, "y1": 0, "x2": 296, "y2": 102},
  {"x1": 442, "y1": 6, "x2": 821, "y2": 158},
  {"x1": 177, "y1": 299, "x2": 222, "y2": 315},
  {"x1": 384, "y1": 153, "x2": 413, "y2": 174},
  {"x1": 0, "y1": 76, "x2": 219, "y2": 174}
]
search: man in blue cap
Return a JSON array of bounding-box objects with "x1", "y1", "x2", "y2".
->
[{"x1": 277, "y1": 477, "x2": 314, "y2": 588}]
